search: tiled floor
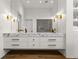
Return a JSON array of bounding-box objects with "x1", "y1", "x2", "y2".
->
[{"x1": 3, "y1": 50, "x2": 74, "y2": 59}]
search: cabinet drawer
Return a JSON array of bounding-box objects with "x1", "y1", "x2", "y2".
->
[
  {"x1": 4, "y1": 38, "x2": 20, "y2": 42},
  {"x1": 4, "y1": 38, "x2": 28, "y2": 43},
  {"x1": 4, "y1": 40, "x2": 28, "y2": 49},
  {"x1": 4, "y1": 43, "x2": 27, "y2": 49},
  {"x1": 40, "y1": 37, "x2": 65, "y2": 49},
  {"x1": 4, "y1": 43, "x2": 21, "y2": 49},
  {"x1": 4, "y1": 37, "x2": 65, "y2": 49}
]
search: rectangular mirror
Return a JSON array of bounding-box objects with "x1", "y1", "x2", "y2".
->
[{"x1": 10, "y1": 0, "x2": 66, "y2": 33}]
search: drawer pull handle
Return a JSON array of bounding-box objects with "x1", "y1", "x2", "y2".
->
[
  {"x1": 12, "y1": 39, "x2": 19, "y2": 41},
  {"x1": 48, "y1": 44, "x2": 56, "y2": 46},
  {"x1": 48, "y1": 39, "x2": 56, "y2": 41},
  {"x1": 12, "y1": 44, "x2": 19, "y2": 46}
]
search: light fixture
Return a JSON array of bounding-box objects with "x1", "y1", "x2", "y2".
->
[
  {"x1": 56, "y1": 11, "x2": 65, "y2": 20},
  {"x1": 6, "y1": 15, "x2": 13, "y2": 20},
  {"x1": 26, "y1": 0, "x2": 30, "y2": 3},
  {"x1": 51, "y1": 11, "x2": 65, "y2": 21},
  {"x1": 40, "y1": 1, "x2": 42, "y2": 3},
  {"x1": 3, "y1": 13, "x2": 17, "y2": 22}
]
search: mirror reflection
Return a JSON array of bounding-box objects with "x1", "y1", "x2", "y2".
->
[{"x1": 10, "y1": 0, "x2": 65, "y2": 33}]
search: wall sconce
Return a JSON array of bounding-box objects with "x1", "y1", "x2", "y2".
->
[
  {"x1": 56, "y1": 11, "x2": 65, "y2": 20},
  {"x1": 6, "y1": 15, "x2": 13, "y2": 20},
  {"x1": 51, "y1": 11, "x2": 65, "y2": 21},
  {"x1": 55, "y1": 13, "x2": 65, "y2": 20},
  {"x1": 13, "y1": 19, "x2": 16, "y2": 22},
  {"x1": 3, "y1": 14, "x2": 17, "y2": 23}
]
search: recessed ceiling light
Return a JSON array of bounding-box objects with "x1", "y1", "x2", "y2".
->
[
  {"x1": 50, "y1": 0, "x2": 54, "y2": 3},
  {"x1": 26, "y1": 0, "x2": 30, "y2": 3},
  {"x1": 40, "y1": 1, "x2": 42, "y2": 3}
]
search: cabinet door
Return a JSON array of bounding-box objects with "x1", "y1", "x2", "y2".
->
[
  {"x1": 27, "y1": 37, "x2": 34, "y2": 48},
  {"x1": 33, "y1": 38, "x2": 40, "y2": 49},
  {"x1": 27, "y1": 37, "x2": 40, "y2": 49},
  {"x1": 55, "y1": 37, "x2": 65, "y2": 49}
]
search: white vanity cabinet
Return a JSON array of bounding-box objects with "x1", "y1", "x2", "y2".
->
[
  {"x1": 4, "y1": 37, "x2": 28, "y2": 49},
  {"x1": 4, "y1": 34, "x2": 65, "y2": 49}
]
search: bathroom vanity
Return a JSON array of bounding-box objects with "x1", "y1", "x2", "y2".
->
[
  {"x1": 0, "y1": 0, "x2": 77, "y2": 58},
  {"x1": 3, "y1": 19, "x2": 65, "y2": 50},
  {"x1": 4, "y1": 33, "x2": 65, "y2": 49},
  {"x1": 3, "y1": 0, "x2": 66, "y2": 50}
]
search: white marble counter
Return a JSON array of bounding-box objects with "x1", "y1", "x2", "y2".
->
[{"x1": 3, "y1": 33, "x2": 65, "y2": 38}]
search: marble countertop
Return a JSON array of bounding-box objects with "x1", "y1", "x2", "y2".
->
[{"x1": 3, "y1": 33, "x2": 65, "y2": 37}]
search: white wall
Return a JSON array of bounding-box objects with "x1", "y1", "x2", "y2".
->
[
  {"x1": 24, "y1": 8, "x2": 55, "y2": 19},
  {"x1": 58, "y1": 0, "x2": 66, "y2": 57},
  {"x1": 11, "y1": 0, "x2": 24, "y2": 31},
  {"x1": 73, "y1": 30, "x2": 78, "y2": 58},
  {"x1": 0, "y1": 0, "x2": 11, "y2": 58},
  {"x1": 66, "y1": 0, "x2": 78, "y2": 58},
  {"x1": 0, "y1": 0, "x2": 13, "y2": 33},
  {"x1": 66, "y1": 0, "x2": 73, "y2": 57},
  {"x1": 58, "y1": 0, "x2": 78, "y2": 58},
  {"x1": 0, "y1": 0, "x2": 24, "y2": 58}
]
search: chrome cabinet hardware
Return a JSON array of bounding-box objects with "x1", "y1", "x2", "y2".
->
[
  {"x1": 12, "y1": 39, "x2": 19, "y2": 41},
  {"x1": 48, "y1": 44, "x2": 56, "y2": 46},
  {"x1": 11, "y1": 44, "x2": 19, "y2": 46},
  {"x1": 48, "y1": 39, "x2": 56, "y2": 42}
]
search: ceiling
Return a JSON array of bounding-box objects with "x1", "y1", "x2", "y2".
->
[{"x1": 21, "y1": 0, "x2": 58, "y2": 8}]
